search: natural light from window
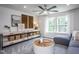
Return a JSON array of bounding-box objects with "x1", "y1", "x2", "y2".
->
[{"x1": 45, "y1": 15, "x2": 69, "y2": 33}]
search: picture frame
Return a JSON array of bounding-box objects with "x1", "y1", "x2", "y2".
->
[{"x1": 11, "y1": 15, "x2": 21, "y2": 27}]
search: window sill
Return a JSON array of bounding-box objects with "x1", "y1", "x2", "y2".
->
[{"x1": 45, "y1": 32, "x2": 69, "y2": 34}]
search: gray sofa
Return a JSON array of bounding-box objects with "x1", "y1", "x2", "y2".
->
[
  {"x1": 54, "y1": 33, "x2": 79, "y2": 54},
  {"x1": 67, "y1": 38, "x2": 79, "y2": 54},
  {"x1": 54, "y1": 33, "x2": 72, "y2": 46}
]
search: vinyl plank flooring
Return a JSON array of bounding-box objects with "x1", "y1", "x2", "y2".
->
[{"x1": 0, "y1": 38, "x2": 67, "y2": 54}]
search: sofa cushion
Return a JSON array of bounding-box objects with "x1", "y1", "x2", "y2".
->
[
  {"x1": 69, "y1": 39, "x2": 79, "y2": 47},
  {"x1": 67, "y1": 47, "x2": 79, "y2": 54},
  {"x1": 54, "y1": 44, "x2": 67, "y2": 54},
  {"x1": 54, "y1": 34, "x2": 71, "y2": 46}
]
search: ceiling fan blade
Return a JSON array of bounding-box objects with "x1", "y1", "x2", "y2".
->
[
  {"x1": 32, "y1": 10, "x2": 41, "y2": 12},
  {"x1": 50, "y1": 10, "x2": 58, "y2": 12},
  {"x1": 47, "y1": 6, "x2": 56, "y2": 11},
  {"x1": 44, "y1": 4, "x2": 47, "y2": 7},
  {"x1": 39, "y1": 11, "x2": 44, "y2": 14},
  {"x1": 49, "y1": 10, "x2": 58, "y2": 12},
  {"x1": 44, "y1": 4, "x2": 47, "y2": 9},
  {"x1": 38, "y1": 6, "x2": 45, "y2": 10}
]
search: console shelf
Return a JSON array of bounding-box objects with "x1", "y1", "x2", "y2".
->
[{"x1": 3, "y1": 30, "x2": 40, "y2": 47}]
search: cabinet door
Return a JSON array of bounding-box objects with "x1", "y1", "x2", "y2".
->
[{"x1": 29, "y1": 16, "x2": 33, "y2": 28}]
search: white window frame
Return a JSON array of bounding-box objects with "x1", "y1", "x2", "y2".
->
[{"x1": 45, "y1": 15, "x2": 69, "y2": 33}]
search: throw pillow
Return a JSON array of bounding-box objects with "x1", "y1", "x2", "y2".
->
[{"x1": 73, "y1": 31, "x2": 79, "y2": 41}]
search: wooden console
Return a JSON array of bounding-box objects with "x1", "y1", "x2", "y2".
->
[{"x1": 3, "y1": 30, "x2": 40, "y2": 47}]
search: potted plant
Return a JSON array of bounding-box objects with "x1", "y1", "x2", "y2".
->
[{"x1": 4, "y1": 25, "x2": 11, "y2": 32}]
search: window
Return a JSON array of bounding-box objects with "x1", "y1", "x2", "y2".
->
[{"x1": 45, "y1": 16, "x2": 69, "y2": 33}]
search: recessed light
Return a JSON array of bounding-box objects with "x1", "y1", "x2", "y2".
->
[{"x1": 24, "y1": 5, "x2": 27, "y2": 8}]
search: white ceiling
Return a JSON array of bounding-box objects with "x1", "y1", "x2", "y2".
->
[{"x1": 0, "y1": 4, "x2": 79, "y2": 15}]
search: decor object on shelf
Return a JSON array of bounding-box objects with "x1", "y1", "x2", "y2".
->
[
  {"x1": 4, "y1": 25, "x2": 11, "y2": 32},
  {"x1": 14, "y1": 23, "x2": 18, "y2": 31},
  {"x1": 34, "y1": 24, "x2": 38, "y2": 30},
  {"x1": 18, "y1": 24, "x2": 25, "y2": 31}
]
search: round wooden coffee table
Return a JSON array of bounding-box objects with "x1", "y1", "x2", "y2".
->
[{"x1": 33, "y1": 38, "x2": 55, "y2": 54}]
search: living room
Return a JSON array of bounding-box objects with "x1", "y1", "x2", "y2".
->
[{"x1": 0, "y1": 4, "x2": 79, "y2": 54}]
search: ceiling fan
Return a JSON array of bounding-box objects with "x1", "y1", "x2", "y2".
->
[{"x1": 33, "y1": 4, "x2": 58, "y2": 15}]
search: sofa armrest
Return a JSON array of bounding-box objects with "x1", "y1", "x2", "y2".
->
[{"x1": 69, "y1": 39, "x2": 79, "y2": 47}]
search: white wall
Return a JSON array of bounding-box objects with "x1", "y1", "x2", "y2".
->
[
  {"x1": 1, "y1": 5, "x2": 79, "y2": 37},
  {"x1": 38, "y1": 8, "x2": 79, "y2": 37},
  {"x1": 0, "y1": 6, "x2": 38, "y2": 33},
  {"x1": 38, "y1": 16, "x2": 46, "y2": 35},
  {"x1": 33, "y1": 16, "x2": 39, "y2": 29}
]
